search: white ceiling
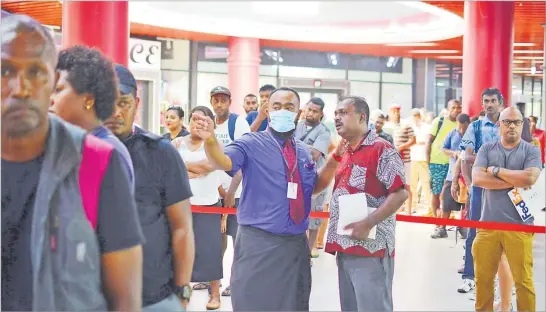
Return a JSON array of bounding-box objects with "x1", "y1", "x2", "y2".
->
[{"x1": 129, "y1": 1, "x2": 464, "y2": 44}]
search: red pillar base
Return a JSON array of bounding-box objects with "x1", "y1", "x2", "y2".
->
[
  {"x1": 461, "y1": 1, "x2": 514, "y2": 117},
  {"x1": 62, "y1": 1, "x2": 129, "y2": 66},
  {"x1": 227, "y1": 37, "x2": 261, "y2": 116}
]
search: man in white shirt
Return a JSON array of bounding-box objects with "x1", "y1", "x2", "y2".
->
[
  {"x1": 209, "y1": 86, "x2": 251, "y2": 297},
  {"x1": 409, "y1": 108, "x2": 432, "y2": 214}
]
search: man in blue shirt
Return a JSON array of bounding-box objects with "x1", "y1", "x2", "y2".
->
[
  {"x1": 246, "y1": 84, "x2": 275, "y2": 132},
  {"x1": 431, "y1": 113, "x2": 470, "y2": 239},
  {"x1": 456, "y1": 89, "x2": 502, "y2": 294},
  {"x1": 191, "y1": 87, "x2": 344, "y2": 311}
]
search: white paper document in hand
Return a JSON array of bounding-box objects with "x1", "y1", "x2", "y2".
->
[{"x1": 337, "y1": 193, "x2": 376, "y2": 239}]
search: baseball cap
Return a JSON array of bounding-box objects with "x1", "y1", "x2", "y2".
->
[
  {"x1": 114, "y1": 64, "x2": 137, "y2": 95},
  {"x1": 210, "y1": 86, "x2": 231, "y2": 98},
  {"x1": 411, "y1": 108, "x2": 421, "y2": 116},
  {"x1": 389, "y1": 103, "x2": 401, "y2": 110}
]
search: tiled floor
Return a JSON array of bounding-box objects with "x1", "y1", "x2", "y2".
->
[{"x1": 187, "y1": 220, "x2": 546, "y2": 311}]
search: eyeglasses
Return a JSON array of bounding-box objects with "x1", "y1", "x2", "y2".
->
[{"x1": 501, "y1": 119, "x2": 523, "y2": 127}]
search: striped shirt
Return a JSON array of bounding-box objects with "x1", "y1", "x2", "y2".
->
[{"x1": 391, "y1": 122, "x2": 414, "y2": 162}]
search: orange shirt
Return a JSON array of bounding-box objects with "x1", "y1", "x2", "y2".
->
[{"x1": 533, "y1": 129, "x2": 545, "y2": 164}]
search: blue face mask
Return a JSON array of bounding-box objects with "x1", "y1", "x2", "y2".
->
[{"x1": 269, "y1": 109, "x2": 297, "y2": 133}]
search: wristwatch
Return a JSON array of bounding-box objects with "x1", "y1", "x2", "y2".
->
[
  {"x1": 492, "y1": 166, "x2": 500, "y2": 178},
  {"x1": 173, "y1": 284, "x2": 192, "y2": 302}
]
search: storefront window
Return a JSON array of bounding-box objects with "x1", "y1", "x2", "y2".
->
[
  {"x1": 158, "y1": 38, "x2": 191, "y2": 134},
  {"x1": 160, "y1": 70, "x2": 190, "y2": 134},
  {"x1": 195, "y1": 41, "x2": 415, "y2": 112},
  {"x1": 531, "y1": 78, "x2": 543, "y2": 120}
]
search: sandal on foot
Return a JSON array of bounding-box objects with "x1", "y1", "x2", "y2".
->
[
  {"x1": 206, "y1": 296, "x2": 221, "y2": 310},
  {"x1": 193, "y1": 282, "x2": 209, "y2": 290},
  {"x1": 221, "y1": 286, "x2": 231, "y2": 297}
]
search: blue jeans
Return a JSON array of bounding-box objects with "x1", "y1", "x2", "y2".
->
[{"x1": 462, "y1": 186, "x2": 483, "y2": 280}]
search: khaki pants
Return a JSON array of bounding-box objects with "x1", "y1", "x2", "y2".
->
[
  {"x1": 472, "y1": 229, "x2": 535, "y2": 312},
  {"x1": 316, "y1": 203, "x2": 329, "y2": 248},
  {"x1": 410, "y1": 161, "x2": 431, "y2": 205}
]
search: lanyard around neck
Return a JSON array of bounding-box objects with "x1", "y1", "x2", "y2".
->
[{"x1": 266, "y1": 131, "x2": 298, "y2": 181}]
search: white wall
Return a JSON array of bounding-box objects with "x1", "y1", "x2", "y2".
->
[
  {"x1": 278, "y1": 66, "x2": 346, "y2": 80},
  {"x1": 349, "y1": 81, "x2": 380, "y2": 112},
  {"x1": 381, "y1": 83, "x2": 413, "y2": 117}
]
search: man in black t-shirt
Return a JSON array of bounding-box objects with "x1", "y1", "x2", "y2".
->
[
  {"x1": 105, "y1": 64, "x2": 195, "y2": 311},
  {"x1": 1, "y1": 14, "x2": 144, "y2": 311}
]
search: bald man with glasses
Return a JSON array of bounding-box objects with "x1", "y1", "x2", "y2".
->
[{"x1": 471, "y1": 107, "x2": 542, "y2": 312}]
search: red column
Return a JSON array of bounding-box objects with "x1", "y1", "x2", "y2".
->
[
  {"x1": 62, "y1": 1, "x2": 129, "y2": 66},
  {"x1": 461, "y1": 1, "x2": 514, "y2": 117},
  {"x1": 227, "y1": 37, "x2": 261, "y2": 116}
]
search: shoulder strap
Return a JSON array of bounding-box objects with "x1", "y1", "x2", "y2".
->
[
  {"x1": 431, "y1": 117, "x2": 445, "y2": 144},
  {"x1": 79, "y1": 135, "x2": 114, "y2": 230},
  {"x1": 473, "y1": 120, "x2": 482, "y2": 153},
  {"x1": 437, "y1": 117, "x2": 444, "y2": 133},
  {"x1": 298, "y1": 123, "x2": 320, "y2": 142},
  {"x1": 228, "y1": 113, "x2": 238, "y2": 141}
]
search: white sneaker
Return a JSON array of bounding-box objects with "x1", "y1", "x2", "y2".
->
[
  {"x1": 458, "y1": 279, "x2": 476, "y2": 293},
  {"x1": 468, "y1": 290, "x2": 476, "y2": 301}
]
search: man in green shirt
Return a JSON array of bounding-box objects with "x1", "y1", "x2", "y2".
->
[{"x1": 426, "y1": 100, "x2": 462, "y2": 236}]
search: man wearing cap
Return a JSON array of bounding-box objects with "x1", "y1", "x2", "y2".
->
[
  {"x1": 208, "y1": 86, "x2": 250, "y2": 297},
  {"x1": 105, "y1": 64, "x2": 196, "y2": 311},
  {"x1": 385, "y1": 103, "x2": 415, "y2": 212},
  {"x1": 409, "y1": 108, "x2": 431, "y2": 215}
]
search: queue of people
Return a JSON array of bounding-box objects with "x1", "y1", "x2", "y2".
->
[{"x1": 2, "y1": 13, "x2": 544, "y2": 312}]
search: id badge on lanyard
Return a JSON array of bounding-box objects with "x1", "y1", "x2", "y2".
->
[{"x1": 267, "y1": 132, "x2": 299, "y2": 199}]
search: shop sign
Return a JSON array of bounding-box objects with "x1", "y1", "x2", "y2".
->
[{"x1": 129, "y1": 38, "x2": 161, "y2": 70}]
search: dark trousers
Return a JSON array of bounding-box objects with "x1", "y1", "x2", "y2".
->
[{"x1": 462, "y1": 186, "x2": 483, "y2": 280}]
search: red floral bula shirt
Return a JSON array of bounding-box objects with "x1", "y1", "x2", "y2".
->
[{"x1": 325, "y1": 130, "x2": 406, "y2": 258}]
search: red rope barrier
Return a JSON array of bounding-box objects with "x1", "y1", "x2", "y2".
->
[{"x1": 191, "y1": 205, "x2": 546, "y2": 234}]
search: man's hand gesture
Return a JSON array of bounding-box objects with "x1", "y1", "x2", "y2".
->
[{"x1": 191, "y1": 113, "x2": 215, "y2": 140}]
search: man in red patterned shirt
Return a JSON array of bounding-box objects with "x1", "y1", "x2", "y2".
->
[{"x1": 325, "y1": 96, "x2": 408, "y2": 312}]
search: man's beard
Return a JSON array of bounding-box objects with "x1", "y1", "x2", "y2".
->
[{"x1": 270, "y1": 128, "x2": 295, "y2": 139}]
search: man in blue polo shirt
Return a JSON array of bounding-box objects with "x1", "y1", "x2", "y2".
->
[{"x1": 191, "y1": 87, "x2": 345, "y2": 311}]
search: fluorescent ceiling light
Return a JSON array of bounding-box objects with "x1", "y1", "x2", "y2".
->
[
  {"x1": 251, "y1": 1, "x2": 320, "y2": 16},
  {"x1": 515, "y1": 56, "x2": 544, "y2": 60},
  {"x1": 128, "y1": 2, "x2": 465, "y2": 44},
  {"x1": 513, "y1": 50, "x2": 544, "y2": 54},
  {"x1": 512, "y1": 60, "x2": 525, "y2": 64},
  {"x1": 385, "y1": 42, "x2": 438, "y2": 47},
  {"x1": 410, "y1": 50, "x2": 459, "y2": 54},
  {"x1": 437, "y1": 56, "x2": 463, "y2": 59},
  {"x1": 513, "y1": 43, "x2": 535, "y2": 47}
]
